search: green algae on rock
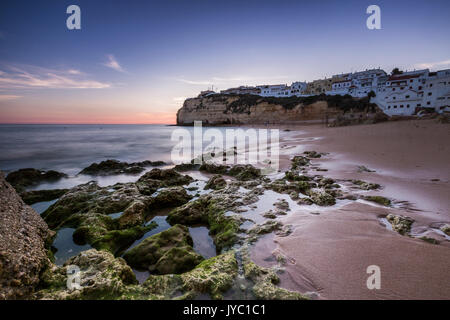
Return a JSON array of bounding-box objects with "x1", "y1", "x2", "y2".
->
[
  {"x1": 79, "y1": 159, "x2": 165, "y2": 176},
  {"x1": 351, "y1": 180, "x2": 380, "y2": 190},
  {"x1": 143, "y1": 250, "x2": 238, "y2": 300},
  {"x1": 204, "y1": 175, "x2": 227, "y2": 190},
  {"x1": 307, "y1": 190, "x2": 336, "y2": 206},
  {"x1": 6, "y1": 168, "x2": 68, "y2": 193},
  {"x1": 365, "y1": 195, "x2": 391, "y2": 206},
  {"x1": 386, "y1": 214, "x2": 414, "y2": 235},
  {"x1": 242, "y1": 254, "x2": 307, "y2": 300},
  {"x1": 440, "y1": 224, "x2": 450, "y2": 236},
  {"x1": 167, "y1": 195, "x2": 242, "y2": 252},
  {"x1": 20, "y1": 189, "x2": 69, "y2": 205},
  {"x1": 34, "y1": 249, "x2": 141, "y2": 300},
  {"x1": 228, "y1": 164, "x2": 261, "y2": 181},
  {"x1": 123, "y1": 224, "x2": 203, "y2": 274}
]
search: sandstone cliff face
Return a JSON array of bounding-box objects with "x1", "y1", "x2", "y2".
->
[
  {"x1": 177, "y1": 95, "x2": 342, "y2": 125},
  {"x1": 0, "y1": 172, "x2": 52, "y2": 299}
]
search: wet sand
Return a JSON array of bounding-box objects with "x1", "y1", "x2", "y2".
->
[{"x1": 252, "y1": 119, "x2": 450, "y2": 299}]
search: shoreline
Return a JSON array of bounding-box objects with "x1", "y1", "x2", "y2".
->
[{"x1": 251, "y1": 119, "x2": 450, "y2": 299}]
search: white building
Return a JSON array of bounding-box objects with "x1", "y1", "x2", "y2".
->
[
  {"x1": 374, "y1": 69, "x2": 450, "y2": 116},
  {"x1": 198, "y1": 67, "x2": 449, "y2": 116}
]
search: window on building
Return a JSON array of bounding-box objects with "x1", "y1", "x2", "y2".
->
[
  {"x1": 417, "y1": 104, "x2": 421, "y2": 107},
  {"x1": 427, "y1": 101, "x2": 431, "y2": 105},
  {"x1": 407, "y1": 105, "x2": 410, "y2": 108},
  {"x1": 394, "y1": 105, "x2": 397, "y2": 108},
  {"x1": 400, "y1": 105, "x2": 404, "y2": 108},
  {"x1": 418, "y1": 86, "x2": 422, "y2": 90},
  {"x1": 428, "y1": 92, "x2": 432, "y2": 96}
]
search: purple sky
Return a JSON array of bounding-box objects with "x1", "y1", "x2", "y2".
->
[{"x1": 0, "y1": 0, "x2": 449, "y2": 124}]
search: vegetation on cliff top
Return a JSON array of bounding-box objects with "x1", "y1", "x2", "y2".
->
[{"x1": 195, "y1": 93, "x2": 378, "y2": 114}]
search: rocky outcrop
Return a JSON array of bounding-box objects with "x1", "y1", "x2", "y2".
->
[
  {"x1": 34, "y1": 249, "x2": 141, "y2": 300},
  {"x1": 79, "y1": 159, "x2": 165, "y2": 176},
  {"x1": 176, "y1": 93, "x2": 385, "y2": 125},
  {"x1": 176, "y1": 95, "x2": 341, "y2": 125},
  {"x1": 123, "y1": 225, "x2": 204, "y2": 274},
  {"x1": 0, "y1": 173, "x2": 53, "y2": 299},
  {"x1": 6, "y1": 168, "x2": 67, "y2": 193}
]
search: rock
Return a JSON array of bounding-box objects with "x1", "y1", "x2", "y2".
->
[
  {"x1": 357, "y1": 165, "x2": 375, "y2": 173},
  {"x1": 20, "y1": 189, "x2": 69, "y2": 205},
  {"x1": 123, "y1": 225, "x2": 203, "y2": 274},
  {"x1": 242, "y1": 255, "x2": 307, "y2": 300},
  {"x1": 143, "y1": 250, "x2": 238, "y2": 300},
  {"x1": 352, "y1": 180, "x2": 380, "y2": 190},
  {"x1": 228, "y1": 165, "x2": 261, "y2": 181},
  {"x1": 6, "y1": 168, "x2": 67, "y2": 192},
  {"x1": 34, "y1": 249, "x2": 141, "y2": 300},
  {"x1": 176, "y1": 95, "x2": 344, "y2": 126},
  {"x1": 291, "y1": 156, "x2": 310, "y2": 169},
  {"x1": 248, "y1": 220, "x2": 282, "y2": 236},
  {"x1": 262, "y1": 210, "x2": 277, "y2": 219},
  {"x1": 274, "y1": 199, "x2": 290, "y2": 211},
  {"x1": 420, "y1": 237, "x2": 439, "y2": 245},
  {"x1": 440, "y1": 224, "x2": 450, "y2": 236},
  {"x1": 386, "y1": 214, "x2": 414, "y2": 235},
  {"x1": 297, "y1": 197, "x2": 314, "y2": 205},
  {"x1": 284, "y1": 171, "x2": 311, "y2": 182},
  {"x1": 173, "y1": 163, "x2": 200, "y2": 172},
  {"x1": 266, "y1": 179, "x2": 311, "y2": 195},
  {"x1": 136, "y1": 168, "x2": 193, "y2": 195},
  {"x1": 303, "y1": 151, "x2": 322, "y2": 158},
  {"x1": 0, "y1": 173, "x2": 53, "y2": 299},
  {"x1": 167, "y1": 195, "x2": 242, "y2": 252},
  {"x1": 275, "y1": 225, "x2": 293, "y2": 237},
  {"x1": 79, "y1": 159, "x2": 165, "y2": 176},
  {"x1": 42, "y1": 181, "x2": 141, "y2": 229},
  {"x1": 204, "y1": 175, "x2": 227, "y2": 190},
  {"x1": 364, "y1": 195, "x2": 391, "y2": 206},
  {"x1": 199, "y1": 163, "x2": 229, "y2": 174},
  {"x1": 308, "y1": 190, "x2": 336, "y2": 206},
  {"x1": 148, "y1": 187, "x2": 192, "y2": 210}
]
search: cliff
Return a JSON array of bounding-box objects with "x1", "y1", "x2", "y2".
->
[
  {"x1": 0, "y1": 172, "x2": 53, "y2": 299},
  {"x1": 176, "y1": 94, "x2": 376, "y2": 125}
]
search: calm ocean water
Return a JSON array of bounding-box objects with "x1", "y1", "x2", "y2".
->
[
  {"x1": 0, "y1": 124, "x2": 181, "y2": 175},
  {"x1": 0, "y1": 124, "x2": 280, "y2": 190}
]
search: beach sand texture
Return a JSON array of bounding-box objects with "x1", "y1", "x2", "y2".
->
[{"x1": 252, "y1": 119, "x2": 450, "y2": 299}]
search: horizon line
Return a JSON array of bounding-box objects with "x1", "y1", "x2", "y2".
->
[{"x1": 0, "y1": 122, "x2": 175, "y2": 125}]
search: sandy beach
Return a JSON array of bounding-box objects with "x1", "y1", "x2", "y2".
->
[{"x1": 251, "y1": 119, "x2": 450, "y2": 299}]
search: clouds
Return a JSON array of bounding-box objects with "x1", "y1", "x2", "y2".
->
[
  {"x1": 103, "y1": 54, "x2": 126, "y2": 73},
  {"x1": 175, "y1": 75, "x2": 289, "y2": 87},
  {"x1": 0, "y1": 64, "x2": 110, "y2": 89},
  {"x1": 0, "y1": 94, "x2": 21, "y2": 101},
  {"x1": 414, "y1": 59, "x2": 450, "y2": 70}
]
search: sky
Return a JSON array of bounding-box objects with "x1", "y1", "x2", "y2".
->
[{"x1": 0, "y1": 0, "x2": 449, "y2": 124}]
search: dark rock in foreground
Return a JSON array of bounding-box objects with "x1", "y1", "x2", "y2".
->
[
  {"x1": 20, "y1": 189, "x2": 69, "y2": 205},
  {"x1": 0, "y1": 172, "x2": 53, "y2": 299},
  {"x1": 79, "y1": 159, "x2": 165, "y2": 176},
  {"x1": 6, "y1": 168, "x2": 67, "y2": 192}
]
